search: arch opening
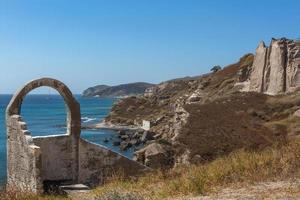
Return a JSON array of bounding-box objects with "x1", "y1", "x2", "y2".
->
[
  {"x1": 6, "y1": 78, "x2": 81, "y2": 138},
  {"x1": 21, "y1": 87, "x2": 68, "y2": 136}
]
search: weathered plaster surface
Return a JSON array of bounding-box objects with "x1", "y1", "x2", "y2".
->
[
  {"x1": 78, "y1": 138, "x2": 147, "y2": 187},
  {"x1": 33, "y1": 135, "x2": 74, "y2": 182},
  {"x1": 6, "y1": 115, "x2": 42, "y2": 192}
]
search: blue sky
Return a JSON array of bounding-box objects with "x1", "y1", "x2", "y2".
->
[{"x1": 0, "y1": 0, "x2": 300, "y2": 94}]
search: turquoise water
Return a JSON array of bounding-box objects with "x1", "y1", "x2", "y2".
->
[{"x1": 0, "y1": 94, "x2": 133, "y2": 186}]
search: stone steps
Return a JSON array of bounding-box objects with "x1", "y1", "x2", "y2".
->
[{"x1": 59, "y1": 184, "x2": 91, "y2": 197}]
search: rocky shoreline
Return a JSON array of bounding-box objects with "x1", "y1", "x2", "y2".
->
[
  {"x1": 82, "y1": 121, "x2": 140, "y2": 131},
  {"x1": 82, "y1": 121, "x2": 156, "y2": 154}
]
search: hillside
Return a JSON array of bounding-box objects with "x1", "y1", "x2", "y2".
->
[
  {"x1": 82, "y1": 82, "x2": 155, "y2": 97},
  {"x1": 104, "y1": 38, "x2": 300, "y2": 170}
]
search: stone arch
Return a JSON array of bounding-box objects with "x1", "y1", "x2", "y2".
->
[
  {"x1": 6, "y1": 77, "x2": 148, "y2": 193},
  {"x1": 6, "y1": 77, "x2": 81, "y2": 137}
]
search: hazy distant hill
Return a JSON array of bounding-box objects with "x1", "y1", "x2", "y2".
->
[{"x1": 82, "y1": 82, "x2": 155, "y2": 97}]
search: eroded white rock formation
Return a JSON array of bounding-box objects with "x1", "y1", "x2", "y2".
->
[
  {"x1": 249, "y1": 41, "x2": 267, "y2": 92},
  {"x1": 247, "y1": 38, "x2": 300, "y2": 95}
]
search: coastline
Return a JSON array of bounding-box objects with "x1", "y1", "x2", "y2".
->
[{"x1": 82, "y1": 121, "x2": 141, "y2": 131}]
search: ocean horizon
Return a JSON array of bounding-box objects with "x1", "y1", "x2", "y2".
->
[{"x1": 0, "y1": 94, "x2": 134, "y2": 186}]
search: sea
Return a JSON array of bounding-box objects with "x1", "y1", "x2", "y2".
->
[{"x1": 0, "y1": 94, "x2": 134, "y2": 186}]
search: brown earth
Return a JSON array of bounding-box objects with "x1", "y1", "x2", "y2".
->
[{"x1": 178, "y1": 92, "x2": 287, "y2": 163}]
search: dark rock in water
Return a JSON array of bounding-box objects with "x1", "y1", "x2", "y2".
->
[
  {"x1": 133, "y1": 132, "x2": 140, "y2": 139},
  {"x1": 120, "y1": 135, "x2": 129, "y2": 140},
  {"x1": 113, "y1": 141, "x2": 121, "y2": 146},
  {"x1": 130, "y1": 139, "x2": 138, "y2": 146},
  {"x1": 118, "y1": 130, "x2": 126, "y2": 135},
  {"x1": 103, "y1": 138, "x2": 109, "y2": 143},
  {"x1": 120, "y1": 141, "x2": 133, "y2": 151}
]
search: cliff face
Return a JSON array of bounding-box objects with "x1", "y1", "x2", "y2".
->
[
  {"x1": 248, "y1": 38, "x2": 300, "y2": 95},
  {"x1": 82, "y1": 85, "x2": 110, "y2": 97}
]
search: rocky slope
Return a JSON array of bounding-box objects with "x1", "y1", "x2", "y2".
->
[
  {"x1": 104, "y1": 38, "x2": 300, "y2": 169},
  {"x1": 82, "y1": 82, "x2": 155, "y2": 97}
]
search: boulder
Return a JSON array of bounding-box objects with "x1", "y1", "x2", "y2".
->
[
  {"x1": 294, "y1": 109, "x2": 300, "y2": 118},
  {"x1": 118, "y1": 130, "x2": 126, "y2": 135},
  {"x1": 130, "y1": 139, "x2": 139, "y2": 146},
  {"x1": 120, "y1": 141, "x2": 132, "y2": 151},
  {"x1": 120, "y1": 135, "x2": 129, "y2": 140},
  {"x1": 112, "y1": 141, "x2": 120, "y2": 146},
  {"x1": 187, "y1": 93, "x2": 201, "y2": 103},
  {"x1": 141, "y1": 131, "x2": 154, "y2": 143},
  {"x1": 134, "y1": 143, "x2": 173, "y2": 169}
]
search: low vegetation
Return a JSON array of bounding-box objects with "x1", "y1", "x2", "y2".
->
[
  {"x1": 92, "y1": 140, "x2": 300, "y2": 200},
  {"x1": 0, "y1": 190, "x2": 70, "y2": 200}
]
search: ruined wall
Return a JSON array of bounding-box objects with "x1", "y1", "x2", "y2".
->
[
  {"x1": 33, "y1": 135, "x2": 74, "y2": 182},
  {"x1": 6, "y1": 115, "x2": 42, "y2": 192},
  {"x1": 6, "y1": 78, "x2": 148, "y2": 193},
  {"x1": 247, "y1": 38, "x2": 300, "y2": 95},
  {"x1": 78, "y1": 138, "x2": 147, "y2": 187}
]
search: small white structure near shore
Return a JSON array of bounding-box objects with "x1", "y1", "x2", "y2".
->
[{"x1": 142, "y1": 120, "x2": 151, "y2": 131}]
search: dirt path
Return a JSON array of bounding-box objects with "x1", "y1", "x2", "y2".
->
[
  {"x1": 69, "y1": 179, "x2": 300, "y2": 200},
  {"x1": 176, "y1": 180, "x2": 300, "y2": 200}
]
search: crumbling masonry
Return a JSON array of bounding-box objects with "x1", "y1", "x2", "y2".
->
[{"x1": 6, "y1": 78, "x2": 147, "y2": 193}]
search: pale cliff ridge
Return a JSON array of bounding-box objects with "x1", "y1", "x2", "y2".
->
[
  {"x1": 246, "y1": 38, "x2": 300, "y2": 95},
  {"x1": 82, "y1": 82, "x2": 155, "y2": 97}
]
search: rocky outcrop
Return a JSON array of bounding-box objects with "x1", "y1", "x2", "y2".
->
[
  {"x1": 249, "y1": 42, "x2": 267, "y2": 92},
  {"x1": 133, "y1": 143, "x2": 174, "y2": 169},
  {"x1": 247, "y1": 38, "x2": 300, "y2": 95},
  {"x1": 286, "y1": 41, "x2": 300, "y2": 92},
  {"x1": 111, "y1": 129, "x2": 155, "y2": 151}
]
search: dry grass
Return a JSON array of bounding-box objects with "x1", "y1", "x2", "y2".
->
[
  {"x1": 92, "y1": 141, "x2": 300, "y2": 200},
  {"x1": 0, "y1": 190, "x2": 70, "y2": 200}
]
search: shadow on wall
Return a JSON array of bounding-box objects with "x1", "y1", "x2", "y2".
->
[{"x1": 6, "y1": 78, "x2": 147, "y2": 193}]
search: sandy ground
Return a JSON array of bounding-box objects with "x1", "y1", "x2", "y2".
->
[
  {"x1": 175, "y1": 180, "x2": 300, "y2": 200},
  {"x1": 69, "y1": 179, "x2": 300, "y2": 200}
]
